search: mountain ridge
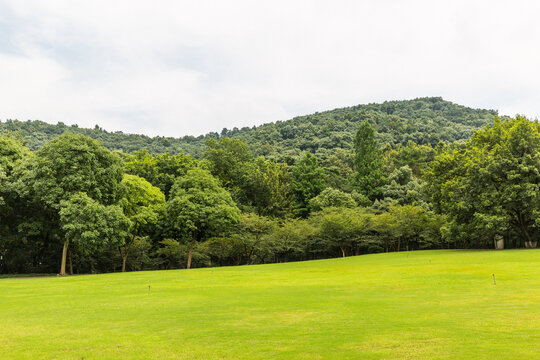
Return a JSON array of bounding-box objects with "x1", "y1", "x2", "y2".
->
[{"x1": 0, "y1": 97, "x2": 497, "y2": 160}]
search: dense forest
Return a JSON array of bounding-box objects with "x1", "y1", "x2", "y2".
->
[
  {"x1": 0, "y1": 97, "x2": 496, "y2": 159},
  {"x1": 1, "y1": 98, "x2": 538, "y2": 275}
]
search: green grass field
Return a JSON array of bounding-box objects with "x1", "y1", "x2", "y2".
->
[{"x1": 1, "y1": 249, "x2": 540, "y2": 359}]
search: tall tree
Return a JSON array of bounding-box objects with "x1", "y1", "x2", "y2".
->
[
  {"x1": 427, "y1": 116, "x2": 540, "y2": 248},
  {"x1": 0, "y1": 135, "x2": 32, "y2": 273},
  {"x1": 291, "y1": 152, "x2": 326, "y2": 217},
  {"x1": 353, "y1": 121, "x2": 386, "y2": 200},
  {"x1": 12, "y1": 133, "x2": 124, "y2": 275},
  {"x1": 59, "y1": 193, "x2": 130, "y2": 275},
  {"x1": 119, "y1": 174, "x2": 165, "y2": 272},
  {"x1": 164, "y1": 169, "x2": 241, "y2": 268}
]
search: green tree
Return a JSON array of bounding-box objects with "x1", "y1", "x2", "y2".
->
[
  {"x1": 383, "y1": 141, "x2": 436, "y2": 179},
  {"x1": 124, "y1": 149, "x2": 197, "y2": 199},
  {"x1": 241, "y1": 157, "x2": 293, "y2": 217},
  {"x1": 234, "y1": 213, "x2": 278, "y2": 264},
  {"x1": 427, "y1": 116, "x2": 540, "y2": 248},
  {"x1": 0, "y1": 135, "x2": 32, "y2": 273},
  {"x1": 320, "y1": 149, "x2": 355, "y2": 192},
  {"x1": 202, "y1": 237, "x2": 245, "y2": 266},
  {"x1": 156, "y1": 239, "x2": 209, "y2": 269},
  {"x1": 291, "y1": 152, "x2": 326, "y2": 217},
  {"x1": 204, "y1": 137, "x2": 252, "y2": 188},
  {"x1": 12, "y1": 133, "x2": 124, "y2": 275},
  {"x1": 309, "y1": 188, "x2": 357, "y2": 212},
  {"x1": 271, "y1": 219, "x2": 312, "y2": 262},
  {"x1": 0, "y1": 134, "x2": 31, "y2": 177},
  {"x1": 353, "y1": 121, "x2": 386, "y2": 199},
  {"x1": 387, "y1": 204, "x2": 429, "y2": 251},
  {"x1": 59, "y1": 193, "x2": 130, "y2": 275},
  {"x1": 313, "y1": 208, "x2": 372, "y2": 257},
  {"x1": 371, "y1": 212, "x2": 395, "y2": 253},
  {"x1": 381, "y1": 165, "x2": 427, "y2": 207},
  {"x1": 119, "y1": 174, "x2": 165, "y2": 272},
  {"x1": 0, "y1": 134, "x2": 31, "y2": 212},
  {"x1": 164, "y1": 169, "x2": 241, "y2": 268}
]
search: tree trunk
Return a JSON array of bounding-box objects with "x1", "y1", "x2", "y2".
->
[
  {"x1": 68, "y1": 250, "x2": 73, "y2": 275},
  {"x1": 60, "y1": 238, "x2": 69, "y2": 276},
  {"x1": 516, "y1": 212, "x2": 533, "y2": 248},
  {"x1": 340, "y1": 246, "x2": 346, "y2": 257},
  {"x1": 187, "y1": 241, "x2": 194, "y2": 269},
  {"x1": 525, "y1": 241, "x2": 537, "y2": 249},
  {"x1": 122, "y1": 255, "x2": 128, "y2": 272},
  {"x1": 397, "y1": 238, "x2": 401, "y2": 252},
  {"x1": 121, "y1": 235, "x2": 136, "y2": 272}
]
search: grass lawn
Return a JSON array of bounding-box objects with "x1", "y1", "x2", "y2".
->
[{"x1": 1, "y1": 249, "x2": 540, "y2": 359}]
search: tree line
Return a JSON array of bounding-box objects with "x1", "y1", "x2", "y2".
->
[
  {"x1": 0, "y1": 115, "x2": 538, "y2": 275},
  {"x1": 0, "y1": 97, "x2": 496, "y2": 159}
]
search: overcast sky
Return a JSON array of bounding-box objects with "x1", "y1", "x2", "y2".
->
[{"x1": 0, "y1": 1, "x2": 539, "y2": 137}]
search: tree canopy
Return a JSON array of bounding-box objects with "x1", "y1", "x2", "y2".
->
[
  {"x1": 427, "y1": 116, "x2": 540, "y2": 248},
  {"x1": 164, "y1": 168, "x2": 241, "y2": 268}
]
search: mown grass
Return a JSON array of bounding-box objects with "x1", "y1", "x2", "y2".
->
[{"x1": 1, "y1": 249, "x2": 539, "y2": 359}]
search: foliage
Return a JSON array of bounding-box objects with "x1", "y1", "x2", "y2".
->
[
  {"x1": 17, "y1": 133, "x2": 124, "y2": 209},
  {"x1": 118, "y1": 174, "x2": 165, "y2": 271},
  {"x1": 124, "y1": 149, "x2": 197, "y2": 198},
  {"x1": 164, "y1": 169, "x2": 241, "y2": 268},
  {"x1": 233, "y1": 213, "x2": 278, "y2": 264},
  {"x1": 381, "y1": 165, "x2": 427, "y2": 207},
  {"x1": 291, "y1": 152, "x2": 326, "y2": 217},
  {"x1": 353, "y1": 121, "x2": 386, "y2": 199},
  {"x1": 383, "y1": 141, "x2": 437, "y2": 178},
  {"x1": 1, "y1": 97, "x2": 496, "y2": 160},
  {"x1": 59, "y1": 193, "x2": 130, "y2": 255},
  {"x1": 204, "y1": 137, "x2": 252, "y2": 188},
  {"x1": 309, "y1": 188, "x2": 357, "y2": 212},
  {"x1": 7, "y1": 133, "x2": 125, "y2": 275},
  {"x1": 319, "y1": 149, "x2": 355, "y2": 191},
  {"x1": 240, "y1": 157, "x2": 293, "y2": 217},
  {"x1": 202, "y1": 237, "x2": 245, "y2": 267},
  {"x1": 156, "y1": 239, "x2": 209, "y2": 269},
  {"x1": 0, "y1": 134, "x2": 31, "y2": 176},
  {"x1": 427, "y1": 116, "x2": 540, "y2": 248},
  {"x1": 312, "y1": 207, "x2": 373, "y2": 257}
]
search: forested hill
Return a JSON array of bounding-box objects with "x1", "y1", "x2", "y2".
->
[{"x1": 0, "y1": 97, "x2": 496, "y2": 159}]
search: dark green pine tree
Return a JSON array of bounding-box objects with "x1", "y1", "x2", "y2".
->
[{"x1": 353, "y1": 122, "x2": 386, "y2": 200}]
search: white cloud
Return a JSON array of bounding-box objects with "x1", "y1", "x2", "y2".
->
[{"x1": 0, "y1": 0, "x2": 539, "y2": 137}]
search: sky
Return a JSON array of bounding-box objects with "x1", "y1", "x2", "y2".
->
[{"x1": 0, "y1": 0, "x2": 539, "y2": 137}]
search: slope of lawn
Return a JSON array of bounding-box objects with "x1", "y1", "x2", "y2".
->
[{"x1": 1, "y1": 249, "x2": 540, "y2": 359}]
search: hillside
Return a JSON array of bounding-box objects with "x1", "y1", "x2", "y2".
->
[
  {"x1": 1, "y1": 250, "x2": 539, "y2": 359},
  {"x1": 0, "y1": 97, "x2": 496, "y2": 159}
]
